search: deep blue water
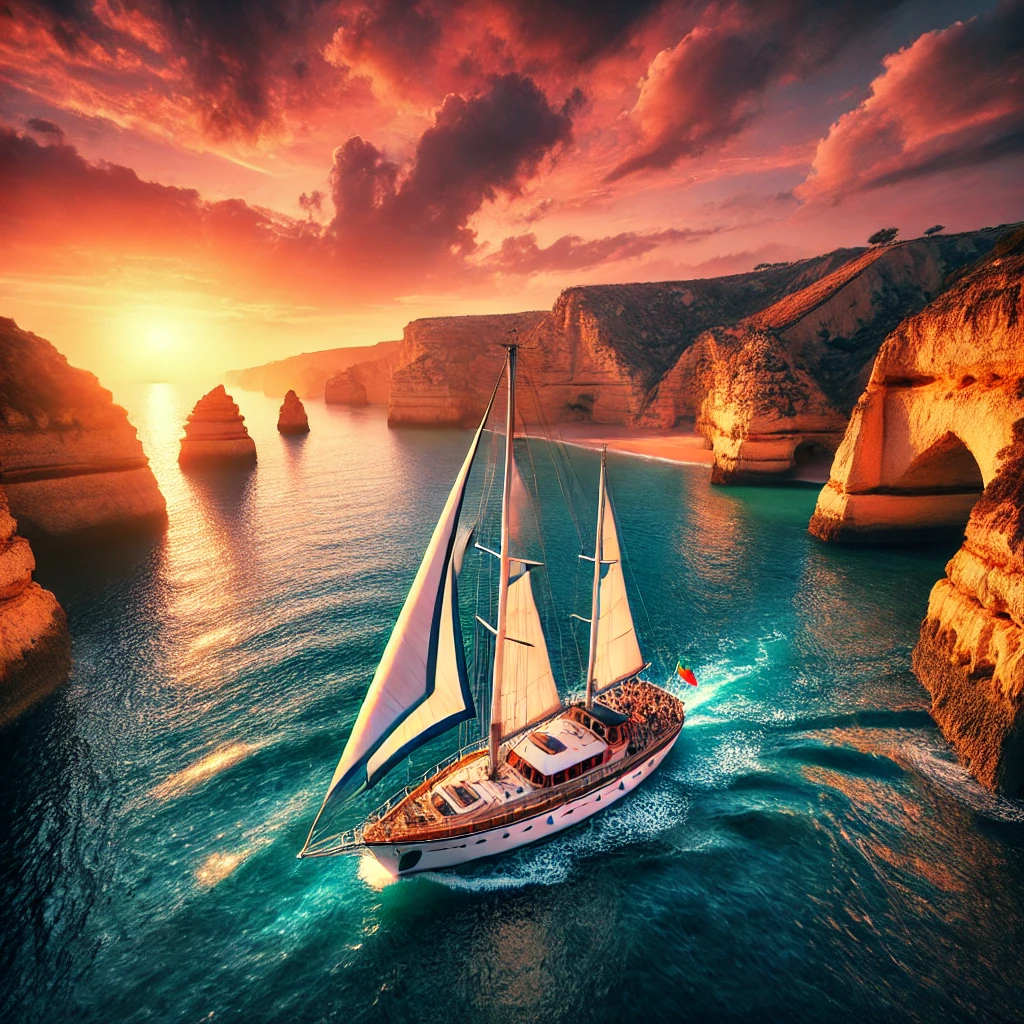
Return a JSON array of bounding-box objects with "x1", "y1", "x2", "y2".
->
[{"x1": 2, "y1": 384, "x2": 1024, "y2": 1024}]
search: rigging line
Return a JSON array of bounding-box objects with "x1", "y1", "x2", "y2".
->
[
  {"x1": 521, "y1": 365, "x2": 586, "y2": 549},
  {"x1": 518, "y1": 416, "x2": 569, "y2": 695},
  {"x1": 519, "y1": 363, "x2": 584, "y2": 679}
]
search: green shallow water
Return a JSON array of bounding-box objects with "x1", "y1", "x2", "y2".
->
[{"x1": 2, "y1": 384, "x2": 1023, "y2": 1024}]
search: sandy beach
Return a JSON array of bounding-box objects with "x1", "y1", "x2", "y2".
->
[{"x1": 553, "y1": 424, "x2": 716, "y2": 468}]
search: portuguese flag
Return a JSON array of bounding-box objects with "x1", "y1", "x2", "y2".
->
[{"x1": 676, "y1": 661, "x2": 698, "y2": 687}]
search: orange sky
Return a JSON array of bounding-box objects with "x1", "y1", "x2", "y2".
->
[{"x1": 1, "y1": 0, "x2": 1022, "y2": 386}]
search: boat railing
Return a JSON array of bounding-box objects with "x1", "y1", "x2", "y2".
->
[
  {"x1": 362, "y1": 717, "x2": 682, "y2": 847},
  {"x1": 302, "y1": 740, "x2": 488, "y2": 857},
  {"x1": 305, "y1": 684, "x2": 682, "y2": 857}
]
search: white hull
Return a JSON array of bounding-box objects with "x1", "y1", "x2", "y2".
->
[{"x1": 366, "y1": 729, "x2": 680, "y2": 876}]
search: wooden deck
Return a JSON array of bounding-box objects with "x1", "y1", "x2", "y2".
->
[{"x1": 363, "y1": 681, "x2": 684, "y2": 846}]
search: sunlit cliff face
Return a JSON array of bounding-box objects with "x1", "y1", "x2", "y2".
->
[{"x1": 0, "y1": 0, "x2": 1021, "y2": 382}]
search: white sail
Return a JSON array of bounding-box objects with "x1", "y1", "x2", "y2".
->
[
  {"x1": 594, "y1": 489, "x2": 645, "y2": 691},
  {"x1": 498, "y1": 560, "x2": 562, "y2": 739},
  {"x1": 317, "y1": 387, "x2": 496, "y2": 808}
]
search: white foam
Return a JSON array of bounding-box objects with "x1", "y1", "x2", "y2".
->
[{"x1": 903, "y1": 737, "x2": 1024, "y2": 823}]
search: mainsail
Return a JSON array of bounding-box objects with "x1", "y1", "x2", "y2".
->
[
  {"x1": 593, "y1": 486, "x2": 645, "y2": 691},
  {"x1": 311, "y1": 380, "x2": 499, "y2": 819},
  {"x1": 497, "y1": 560, "x2": 562, "y2": 739}
]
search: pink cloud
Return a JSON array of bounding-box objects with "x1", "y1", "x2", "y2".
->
[{"x1": 800, "y1": 1, "x2": 1024, "y2": 201}]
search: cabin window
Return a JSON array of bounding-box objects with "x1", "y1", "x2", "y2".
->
[
  {"x1": 607, "y1": 727, "x2": 618, "y2": 743},
  {"x1": 553, "y1": 770, "x2": 567, "y2": 785},
  {"x1": 448, "y1": 784, "x2": 479, "y2": 809},
  {"x1": 431, "y1": 793, "x2": 455, "y2": 817},
  {"x1": 592, "y1": 721, "x2": 606, "y2": 738}
]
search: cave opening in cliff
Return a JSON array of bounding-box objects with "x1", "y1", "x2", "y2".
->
[
  {"x1": 792, "y1": 441, "x2": 835, "y2": 484},
  {"x1": 893, "y1": 433, "x2": 985, "y2": 495}
]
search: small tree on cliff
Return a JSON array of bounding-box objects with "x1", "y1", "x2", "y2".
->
[
  {"x1": 924, "y1": 224, "x2": 945, "y2": 236},
  {"x1": 868, "y1": 227, "x2": 900, "y2": 245}
]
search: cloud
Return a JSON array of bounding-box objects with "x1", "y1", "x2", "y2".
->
[
  {"x1": 606, "y1": 0, "x2": 910, "y2": 181},
  {"x1": 799, "y1": 1, "x2": 1024, "y2": 201},
  {"x1": 330, "y1": 73, "x2": 574, "y2": 270},
  {"x1": 487, "y1": 227, "x2": 715, "y2": 274},
  {"x1": 1, "y1": 0, "x2": 352, "y2": 147},
  {"x1": 0, "y1": 76, "x2": 579, "y2": 302},
  {"x1": 25, "y1": 117, "x2": 65, "y2": 136}
]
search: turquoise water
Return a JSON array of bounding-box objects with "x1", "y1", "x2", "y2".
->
[{"x1": 3, "y1": 384, "x2": 1024, "y2": 1023}]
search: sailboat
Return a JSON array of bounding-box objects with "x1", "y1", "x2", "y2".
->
[{"x1": 299, "y1": 344, "x2": 686, "y2": 875}]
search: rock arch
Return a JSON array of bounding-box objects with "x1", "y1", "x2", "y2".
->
[
  {"x1": 811, "y1": 226, "x2": 1024, "y2": 794},
  {"x1": 809, "y1": 374, "x2": 1018, "y2": 543}
]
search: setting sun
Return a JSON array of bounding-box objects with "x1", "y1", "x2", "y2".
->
[{"x1": 145, "y1": 325, "x2": 176, "y2": 354}]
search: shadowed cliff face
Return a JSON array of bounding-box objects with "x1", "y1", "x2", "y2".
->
[{"x1": 0, "y1": 318, "x2": 167, "y2": 545}]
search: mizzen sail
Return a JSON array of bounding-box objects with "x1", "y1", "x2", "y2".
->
[{"x1": 497, "y1": 560, "x2": 562, "y2": 739}]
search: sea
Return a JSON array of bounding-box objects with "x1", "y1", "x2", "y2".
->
[{"x1": 2, "y1": 383, "x2": 1023, "y2": 1024}]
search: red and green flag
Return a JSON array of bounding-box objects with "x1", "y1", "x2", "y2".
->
[{"x1": 676, "y1": 661, "x2": 698, "y2": 687}]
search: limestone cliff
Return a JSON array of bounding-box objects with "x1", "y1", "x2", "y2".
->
[
  {"x1": 325, "y1": 355, "x2": 395, "y2": 406},
  {"x1": 0, "y1": 486, "x2": 71, "y2": 723},
  {"x1": 647, "y1": 230, "x2": 1006, "y2": 482},
  {"x1": 277, "y1": 390, "x2": 309, "y2": 434},
  {"x1": 803, "y1": 227, "x2": 1024, "y2": 794},
  {"x1": 385, "y1": 231, "x2": 1002, "y2": 453},
  {"x1": 0, "y1": 318, "x2": 167, "y2": 544},
  {"x1": 914, "y1": 430, "x2": 1024, "y2": 794},
  {"x1": 810, "y1": 228, "x2": 1024, "y2": 544},
  {"x1": 226, "y1": 340, "x2": 401, "y2": 398},
  {"x1": 386, "y1": 255, "x2": 862, "y2": 429},
  {"x1": 179, "y1": 386, "x2": 257, "y2": 465}
]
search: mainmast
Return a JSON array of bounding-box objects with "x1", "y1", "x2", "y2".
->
[
  {"x1": 584, "y1": 448, "x2": 607, "y2": 709},
  {"x1": 488, "y1": 341, "x2": 517, "y2": 778}
]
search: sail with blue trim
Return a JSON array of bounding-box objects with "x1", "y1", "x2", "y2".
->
[{"x1": 309, "y1": 383, "x2": 498, "y2": 828}]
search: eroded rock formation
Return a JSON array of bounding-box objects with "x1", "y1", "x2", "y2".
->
[
  {"x1": 914, "y1": 434, "x2": 1024, "y2": 794},
  {"x1": 277, "y1": 390, "x2": 309, "y2": 433},
  {"x1": 646, "y1": 231, "x2": 1005, "y2": 482},
  {"x1": 0, "y1": 486, "x2": 71, "y2": 723},
  {"x1": 810, "y1": 229, "x2": 1023, "y2": 544},
  {"x1": 383, "y1": 230, "x2": 1004, "y2": 478},
  {"x1": 0, "y1": 318, "x2": 167, "y2": 544},
  {"x1": 179, "y1": 385, "x2": 257, "y2": 465},
  {"x1": 325, "y1": 354, "x2": 396, "y2": 406},
  {"x1": 806, "y1": 228, "x2": 1024, "y2": 794}
]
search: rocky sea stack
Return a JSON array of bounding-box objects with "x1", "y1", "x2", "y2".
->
[
  {"x1": 0, "y1": 317, "x2": 167, "y2": 544},
  {"x1": 0, "y1": 486, "x2": 71, "y2": 723},
  {"x1": 179, "y1": 386, "x2": 256, "y2": 466},
  {"x1": 277, "y1": 390, "x2": 309, "y2": 433}
]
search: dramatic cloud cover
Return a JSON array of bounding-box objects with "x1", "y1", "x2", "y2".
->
[
  {"x1": 0, "y1": 0, "x2": 1021, "y2": 377},
  {"x1": 801, "y1": 1, "x2": 1024, "y2": 199}
]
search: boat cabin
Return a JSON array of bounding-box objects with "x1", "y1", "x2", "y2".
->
[{"x1": 506, "y1": 703, "x2": 630, "y2": 788}]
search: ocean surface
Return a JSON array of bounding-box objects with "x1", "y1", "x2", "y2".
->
[{"x1": 3, "y1": 384, "x2": 1024, "y2": 1024}]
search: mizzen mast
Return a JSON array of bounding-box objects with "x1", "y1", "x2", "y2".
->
[
  {"x1": 488, "y1": 341, "x2": 517, "y2": 778},
  {"x1": 584, "y1": 447, "x2": 607, "y2": 710}
]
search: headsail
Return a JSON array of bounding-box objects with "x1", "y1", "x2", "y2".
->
[
  {"x1": 593, "y1": 485, "x2": 645, "y2": 691},
  {"x1": 497, "y1": 560, "x2": 562, "y2": 739},
  {"x1": 305, "y1": 377, "x2": 499, "y2": 841}
]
